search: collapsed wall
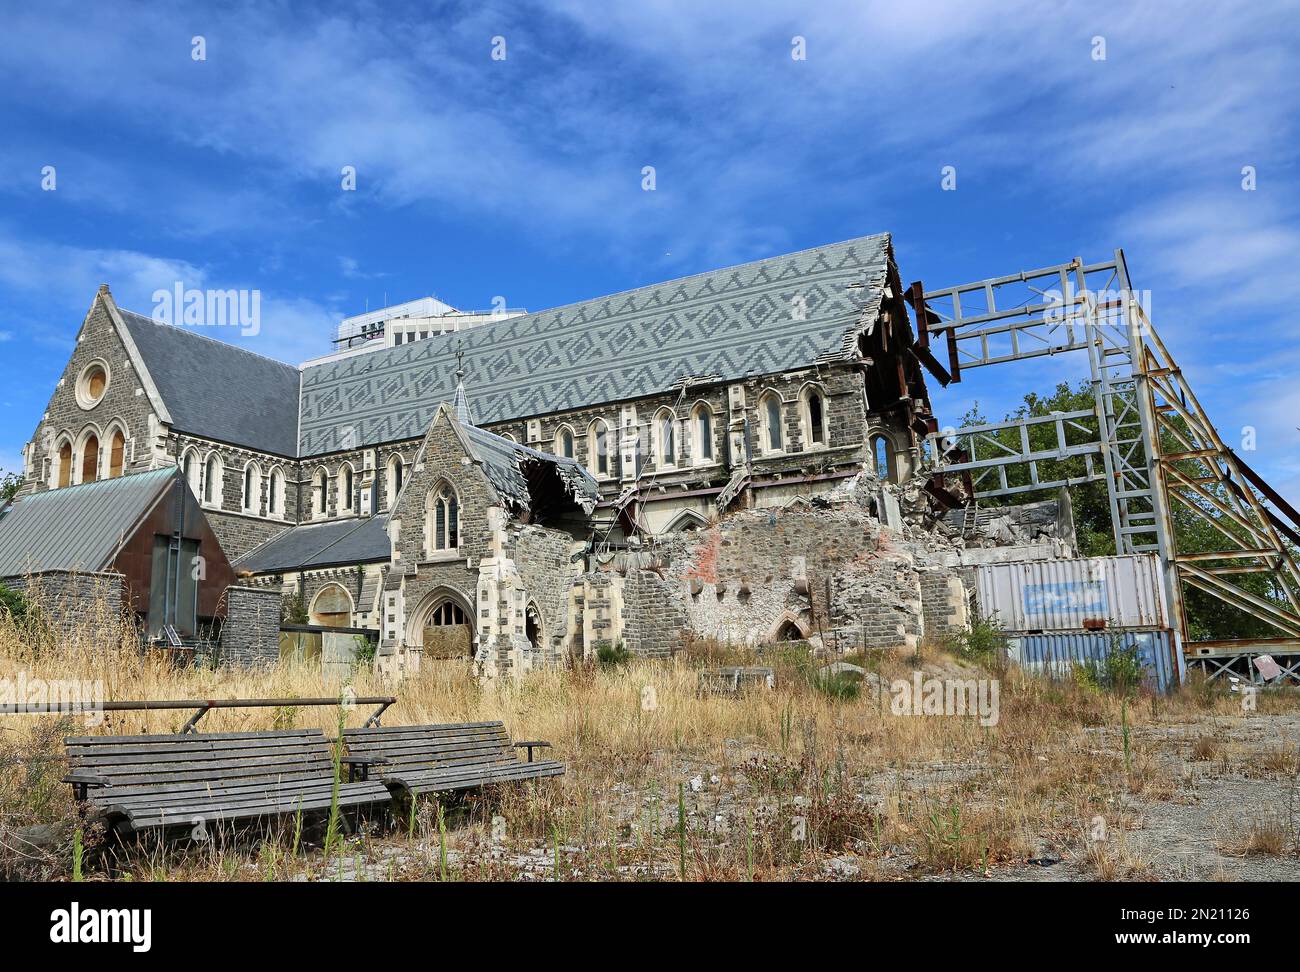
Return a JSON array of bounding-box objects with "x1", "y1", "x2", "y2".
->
[{"x1": 579, "y1": 479, "x2": 977, "y2": 657}]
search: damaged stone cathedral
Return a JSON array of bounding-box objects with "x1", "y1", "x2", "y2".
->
[{"x1": 7, "y1": 232, "x2": 1072, "y2": 676}]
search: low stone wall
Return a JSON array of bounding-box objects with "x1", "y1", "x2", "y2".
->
[
  {"x1": 218, "y1": 585, "x2": 283, "y2": 666},
  {"x1": 1, "y1": 570, "x2": 127, "y2": 640}
]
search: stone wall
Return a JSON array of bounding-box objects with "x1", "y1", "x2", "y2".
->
[
  {"x1": 918, "y1": 566, "x2": 971, "y2": 644},
  {"x1": 2, "y1": 570, "x2": 128, "y2": 640},
  {"x1": 509, "y1": 525, "x2": 581, "y2": 664},
  {"x1": 218, "y1": 585, "x2": 283, "y2": 666},
  {"x1": 602, "y1": 500, "x2": 977, "y2": 657},
  {"x1": 621, "y1": 568, "x2": 688, "y2": 657}
]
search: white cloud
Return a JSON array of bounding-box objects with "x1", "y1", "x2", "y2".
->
[{"x1": 0, "y1": 227, "x2": 337, "y2": 365}]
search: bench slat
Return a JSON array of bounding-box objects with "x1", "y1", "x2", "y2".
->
[{"x1": 66, "y1": 729, "x2": 322, "y2": 745}]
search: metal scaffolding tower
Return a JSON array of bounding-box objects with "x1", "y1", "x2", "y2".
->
[{"x1": 916, "y1": 251, "x2": 1300, "y2": 683}]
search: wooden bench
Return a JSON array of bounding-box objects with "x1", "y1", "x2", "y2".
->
[
  {"x1": 63, "y1": 729, "x2": 393, "y2": 836},
  {"x1": 341, "y1": 721, "x2": 564, "y2": 800}
]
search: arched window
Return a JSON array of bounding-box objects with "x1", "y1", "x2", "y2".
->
[
  {"x1": 872, "y1": 434, "x2": 892, "y2": 481},
  {"x1": 420, "y1": 595, "x2": 474, "y2": 660},
  {"x1": 203, "y1": 453, "x2": 223, "y2": 506},
  {"x1": 242, "y1": 461, "x2": 262, "y2": 513},
  {"x1": 426, "y1": 482, "x2": 460, "y2": 553},
  {"x1": 803, "y1": 387, "x2": 826, "y2": 448},
  {"x1": 430, "y1": 601, "x2": 466, "y2": 625},
  {"x1": 588, "y1": 420, "x2": 611, "y2": 477},
  {"x1": 654, "y1": 408, "x2": 677, "y2": 467},
  {"x1": 309, "y1": 583, "x2": 354, "y2": 628},
  {"x1": 691, "y1": 403, "x2": 714, "y2": 464},
  {"x1": 338, "y1": 463, "x2": 356, "y2": 515},
  {"x1": 554, "y1": 426, "x2": 575, "y2": 460},
  {"x1": 525, "y1": 603, "x2": 543, "y2": 650},
  {"x1": 663, "y1": 510, "x2": 709, "y2": 533},
  {"x1": 108, "y1": 428, "x2": 126, "y2": 478},
  {"x1": 313, "y1": 468, "x2": 329, "y2": 518},
  {"x1": 498, "y1": 432, "x2": 517, "y2": 444},
  {"x1": 386, "y1": 455, "x2": 404, "y2": 508},
  {"x1": 268, "y1": 467, "x2": 284, "y2": 517},
  {"x1": 79, "y1": 432, "x2": 100, "y2": 483},
  {"x1": 56, "y1": 439, "x2": 73, "y2": 488},
  {"x1": 181, "y1": 448, "x2": 201, "y2": 495},
  {"x1": 759, "y1": 392, "x2": 784, "y2": 453}
]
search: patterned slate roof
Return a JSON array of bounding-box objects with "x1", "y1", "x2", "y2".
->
[
  {"x1": 0, "y1": 468, "x2": 175, "y2": 577},
  {"x1": 117, "y1": 310, "x2": 302, "y2": 457},
  {"x1": 234, "y1": 515, "x2": 391, "y2": 573},
  {"x1": 297, "y1": 233, "x2": 892, "y2": 456}
]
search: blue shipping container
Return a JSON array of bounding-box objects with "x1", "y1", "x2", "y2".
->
[{"x1": 1005, "y1": 630, "x2": 1183, "y2": 693}]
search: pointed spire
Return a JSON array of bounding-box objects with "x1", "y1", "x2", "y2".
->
[{"x1": 452, "y1": 341, "x2": 472, "y2": 426}]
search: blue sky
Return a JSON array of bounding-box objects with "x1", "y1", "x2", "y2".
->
[{"x1": 1, "y1": 0, "x2": 1298, "y2": 495}]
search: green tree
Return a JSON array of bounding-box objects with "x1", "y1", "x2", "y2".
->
[
  {"x1": 0, "y1": 469, "x2": 19, "y2": 505},
  {"x1": 965, "y1": 380, "x2": 1289, "y2": 642},
  {"x1": 964, "y1": 379, "x2": 1115, "y2": 556}
]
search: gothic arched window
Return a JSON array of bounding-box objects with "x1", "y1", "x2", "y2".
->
[
  {"x1": 872, "y1": 434, "x2": 892, "y2": 481},
  {"x1": 803, "y1": 387, "x2": 826, "y2": 447},
  {"x1": 242, "y1": 461, "x2": 262, "y2": 512},
  {"x1": 759, "y1": 392, "x2": 784, "y2": 453},
  {"x1": 338, "y1": 463, "x2": 356, "y2": 514},
  {"x1": 588, "y1": 420, "x2": 611, "y2": 477},
  {"x1": 426, "y1": 483, "x2": 460, "y2": 553},
  {"x1": 654, "y1": 408, "x2": 677, "y2": 467},
  {"x1": 268, "y1": 467, "x2": 285, "y2": 517},
  {"x1": 203, "y1": 453, "x2": 223, "y2": 506},
  {"x1": 314, "y1": 468, "x2": 329, "y2": 518},
  {"x1": 555, "y1": 426, "x2": 575, "y2": 460},
  {"x1": 387, "y1": 455, "x2": 404, "y2": 508},
  {"x1": 692, "y1": 403, "x2": 714, "y2": 463}
]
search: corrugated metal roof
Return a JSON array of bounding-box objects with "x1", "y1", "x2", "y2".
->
[
  {"x1": 234, "y1": 515, "x2": 390, "y2": 574},
  {"x1": 297, "y1": 233, "x2": 892, "y2": 456},
  {"x1": 117, "y1": 310, "x2": 301, "y2": 457},
  {"x1": 0, "y1": 468, "x2": 176, "y2": 578}
]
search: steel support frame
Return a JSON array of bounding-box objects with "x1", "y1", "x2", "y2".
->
[{"x1": 920, "y1": 251, "x2": 1300, "y2": 665}]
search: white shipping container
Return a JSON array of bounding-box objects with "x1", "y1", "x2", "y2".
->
[{"x1": 975, "y1": 554, "x2": 1167, "y2": 632}]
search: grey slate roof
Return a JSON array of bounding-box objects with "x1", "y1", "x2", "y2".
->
[
  {"x1": 297, "y1": 233, "x2": 892, "y2": 455},
  {"x1": 0, "y1": 468, "x2": 176, "y2": 578},
  {"x1": 117, "y1": 310, "x2": 301, "y2": 457},
  {"x1": 234, "y1": 515, "x2": 391, "y2": 574}
]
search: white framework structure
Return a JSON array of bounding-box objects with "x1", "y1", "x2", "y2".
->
[{"x1": 917, "y1": 251, "x2": 1300, "y2": 683}]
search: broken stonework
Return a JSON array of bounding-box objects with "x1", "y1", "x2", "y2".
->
[{"x1": 583, "y1": 504, "x2": 977, "y2": 656}]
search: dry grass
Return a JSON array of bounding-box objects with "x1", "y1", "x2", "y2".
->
[
  {"x1": 1219, "y1": 820, "x2": 1291, "y2": 858},
  {"x1": 1085, "y1": 828, "x2": 1156, "y2": 880},
  {"x1": 1191, "y1": 736, "x2": 1221, "y2": 761},
  {"x1": 2, "y1": 588, "x2": 1298, "y2": 882}
]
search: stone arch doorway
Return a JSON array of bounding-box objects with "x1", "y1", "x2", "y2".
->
[
  {"x1": 771, "y1": 612, "x2": 811, "y2": 644},
  {"x1": 410, "y1": 588, "x2": 476, "y2": 662},
  {"x1": 310, "y1": 583, "x2": 354, "y2": 628}
]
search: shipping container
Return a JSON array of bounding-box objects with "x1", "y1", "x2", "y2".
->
[
  {"x1": 975, "y1": 554, "x2": 1166, "y2": 632},
  {"x1": 1006, "y1": 630, "x2": 1183, "y2": 693}
]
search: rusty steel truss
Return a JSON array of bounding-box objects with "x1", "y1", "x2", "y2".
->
[{"x1": 915, "y1": 251, "x2": 1300, "y2": 682}]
